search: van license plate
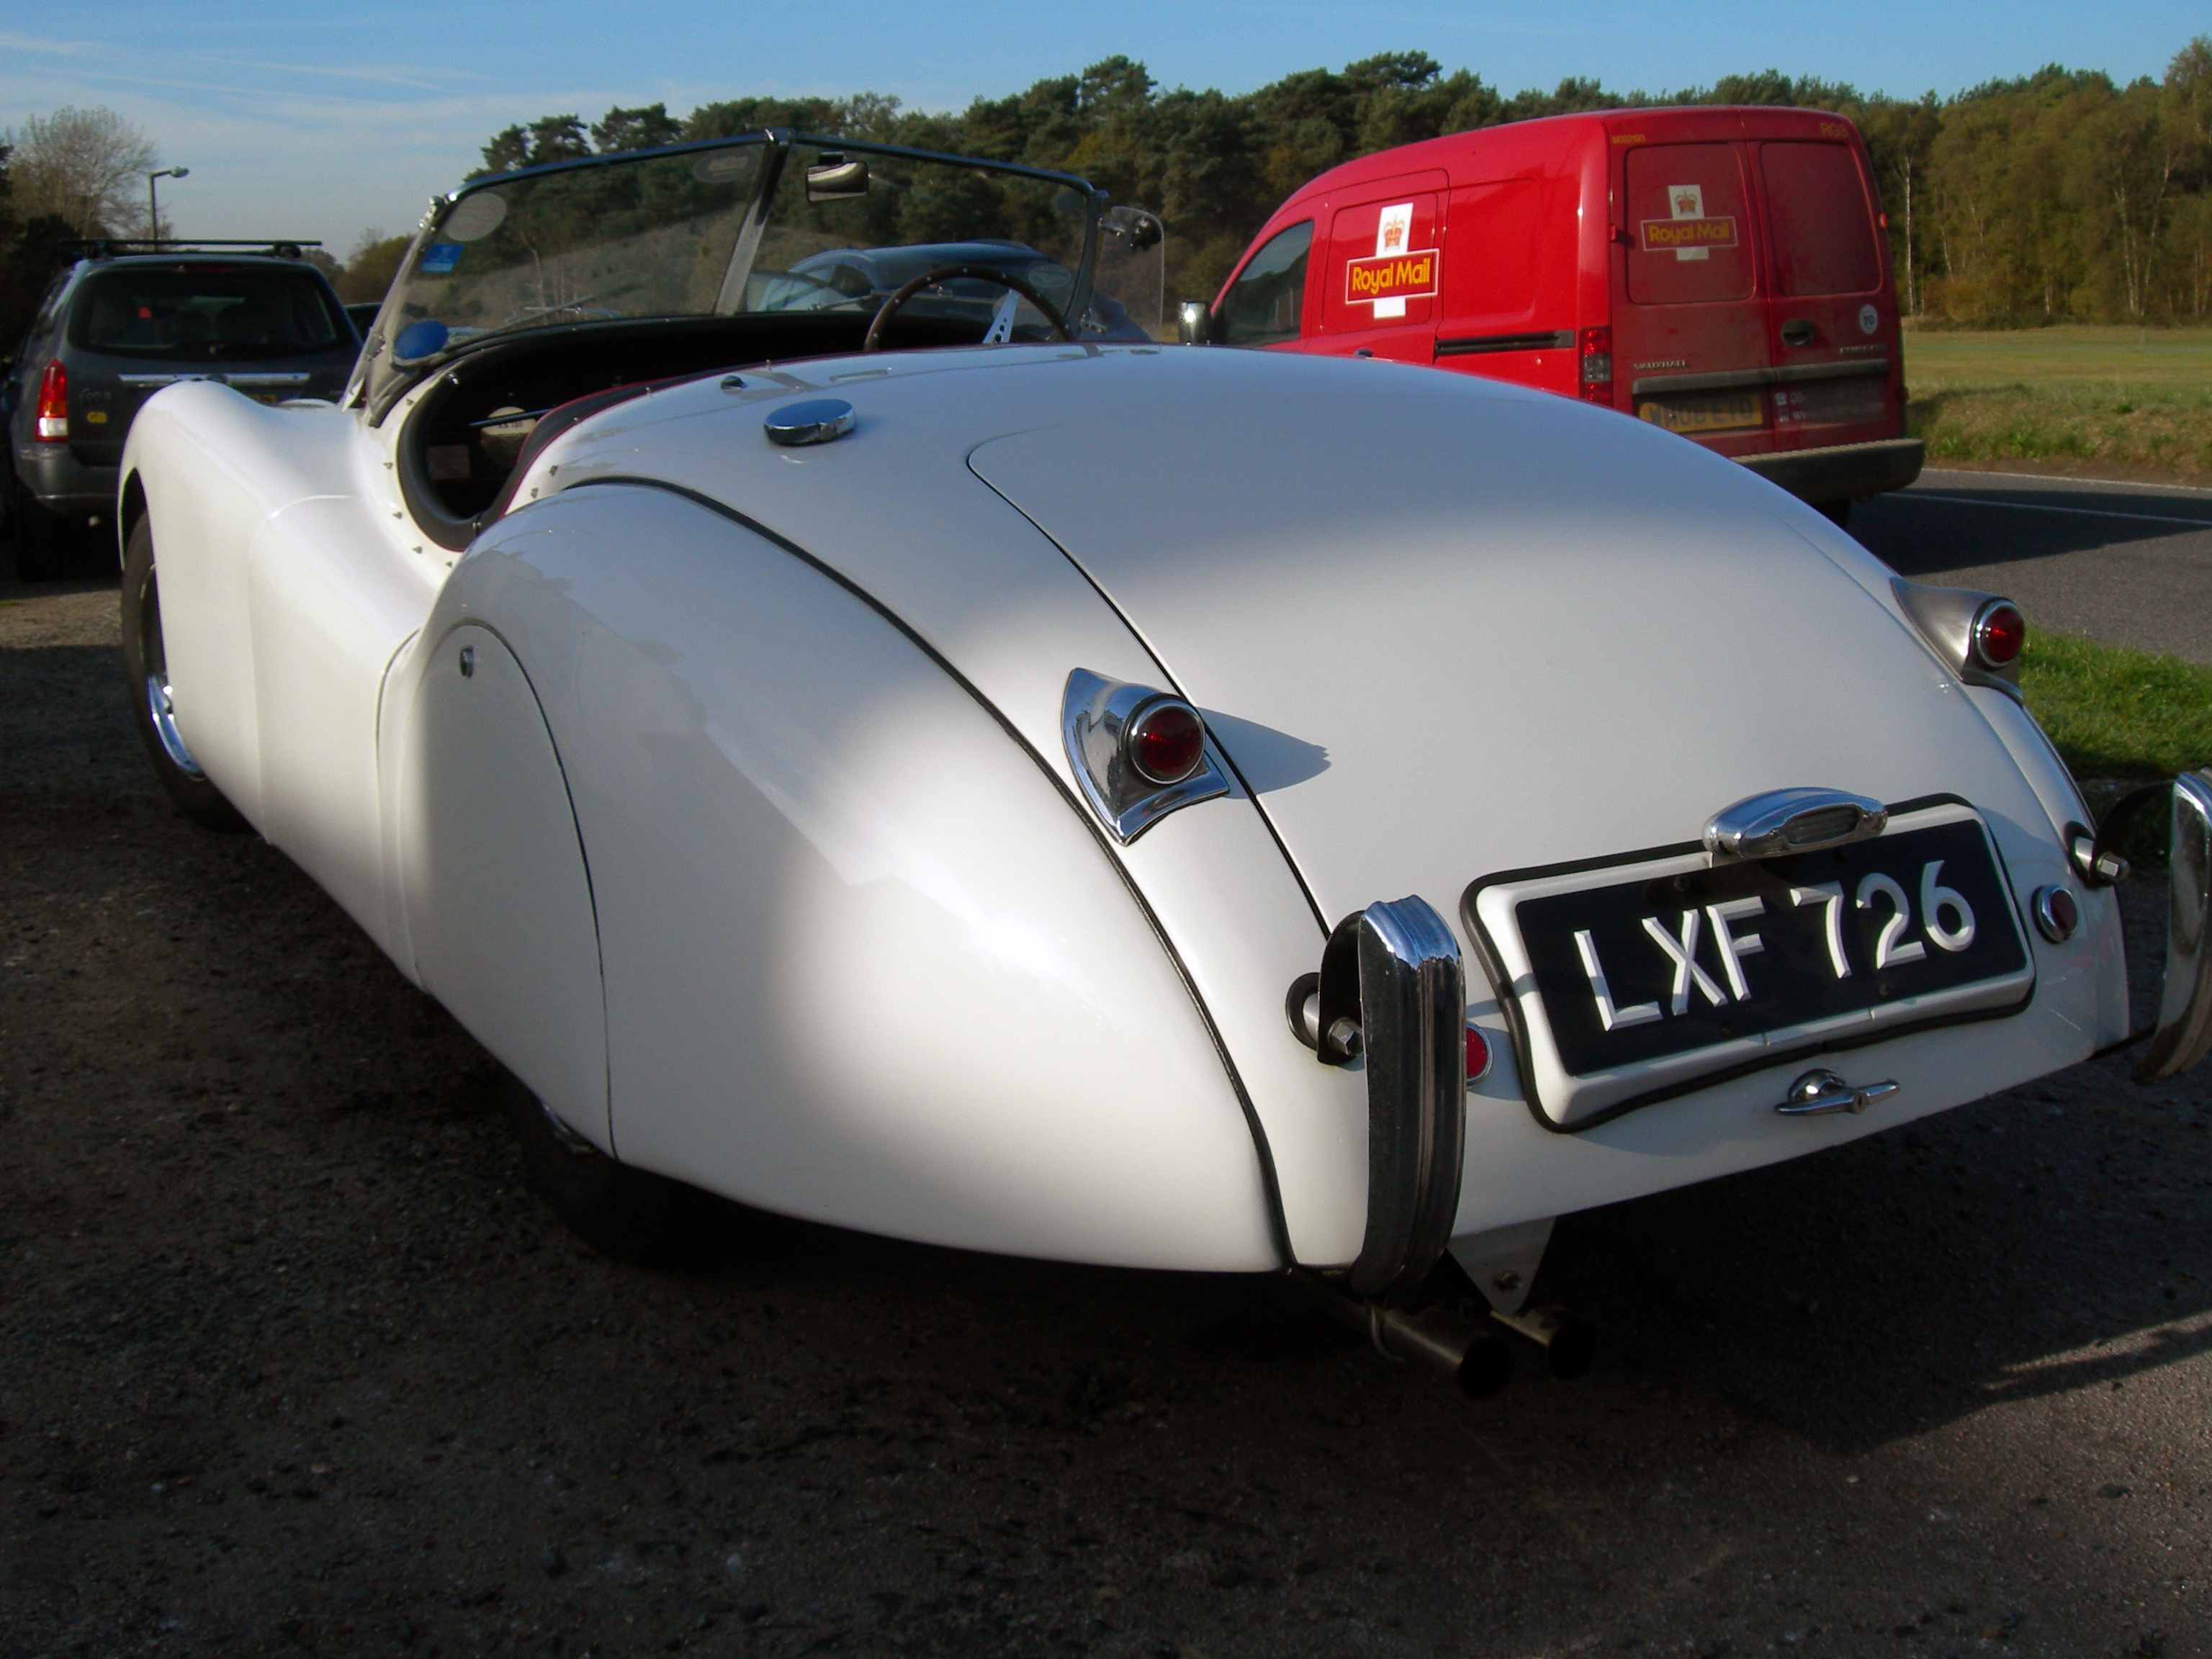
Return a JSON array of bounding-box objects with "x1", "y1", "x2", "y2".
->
[{"x1": 1637, "y1": 393, "x2": 1763, "y2": 434}]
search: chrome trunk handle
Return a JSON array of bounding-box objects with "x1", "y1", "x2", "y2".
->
[{"x1": 1775, "y1": 1068, "x2": 1899, "y2": 1116}]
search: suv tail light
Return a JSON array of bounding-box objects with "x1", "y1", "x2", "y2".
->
[
  {"x1": 1577, "y1": 326, "x2": 1612, "y2": 404},
  {"x1": 34, "y1": 359, "x2": 68, "y2": 441}
]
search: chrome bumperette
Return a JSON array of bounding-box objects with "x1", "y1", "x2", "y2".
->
[
  {"x1": 1061, "y1": 668, "x2": 1231, "y2": 843},
  {"x1": 1314, "y1": 896, "x2": 1467, "y2": 1299},
  {"x1": 1703, "y1": 786, "x2": 1888, "y2": 860},
  {"x1": 1891, "y1": 577, "x2": 2023, "y2": 699},
  {"x1": 2138, "y1": 772, "x2": 2212, "y2": 1082}
]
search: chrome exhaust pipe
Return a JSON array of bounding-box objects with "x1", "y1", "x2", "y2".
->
[
  {"x1": 1490, "y1": 1303, "x2": 1599, "y2": 1380},
  {"x1": 1292, "y1": 1272, "x2": 1513, "y2": 1399}
]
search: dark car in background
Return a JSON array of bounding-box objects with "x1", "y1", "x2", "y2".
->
[{"x1": 4, "y1": 245, "x2": 361, "y2": 579}]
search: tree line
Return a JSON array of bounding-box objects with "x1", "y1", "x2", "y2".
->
[{"x1": 452, "y1": 37, "x2": 2212, "y2": 328}]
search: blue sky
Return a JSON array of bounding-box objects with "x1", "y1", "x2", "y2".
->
[{"x1": 2, "y1": 3, "x2": 2202, "y2": 261}]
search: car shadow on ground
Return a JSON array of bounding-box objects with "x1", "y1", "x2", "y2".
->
[{"x1": 643, "y1": 865, "x2": 2207, "y2": 1463}]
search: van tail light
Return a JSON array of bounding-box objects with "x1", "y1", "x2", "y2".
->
[
  {"x1": 1577, "y1": 327, "x2": 1613, "y2": 404},
  {"x1": 34, "y1": 360, "x2": 68, "y2": 441}
]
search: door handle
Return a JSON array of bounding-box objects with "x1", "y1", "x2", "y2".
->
[{"x1": 1780, "y1": 318, "x2": 1817, "y2": 347}]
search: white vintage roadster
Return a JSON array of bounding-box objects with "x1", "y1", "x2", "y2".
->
[{"x1": 117, "y1": 133, "x2": 2212, "y2": 1393}]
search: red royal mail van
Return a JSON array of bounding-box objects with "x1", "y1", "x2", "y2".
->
[{"x1": 1187, "y1": 106, "x2": 1923, "y2": 521}]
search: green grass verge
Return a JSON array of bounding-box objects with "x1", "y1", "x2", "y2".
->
[
  {"x1": 1909, "y1": 383, "x2": 2212, "y2": 480},
  {"x1": 1902, "y1": 325, "x2": 2212, "y2": 389},
  {"x1": 2018, "y1": 631, "x2": 2212, "y2": 781},
  {"x1": 1900, "y1": 325, "x2": 2212, "y2": 481}
]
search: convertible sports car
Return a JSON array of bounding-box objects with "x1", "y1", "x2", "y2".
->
[{"x1": 117, "y1": 132, "x2": 2212, "y2": 1395}]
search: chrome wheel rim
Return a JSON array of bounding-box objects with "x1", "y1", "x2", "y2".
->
[{"x1": 139, "y1": 569, "x2": 204, "y2": 778}]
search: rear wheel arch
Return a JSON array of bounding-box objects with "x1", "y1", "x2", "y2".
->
[{"x1": 118, "y1": 469, "x2": 148, "y2": 566}]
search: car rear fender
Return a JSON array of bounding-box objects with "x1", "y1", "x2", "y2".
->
[{"x1": 417, "y1": 481, "x2": 1301, "y2": 1272}]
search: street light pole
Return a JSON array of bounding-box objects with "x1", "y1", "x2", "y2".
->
[{"x1": 147, "y1": 166, "x2": 189, "y2": 241}]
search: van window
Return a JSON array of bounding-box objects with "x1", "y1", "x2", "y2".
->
[
  {"x1": 1761, "y1": 143, "x2": 1881, "y2": 297},
  {"x1": 1218, "y1": 221, "x2": 1311, "y2": 346},
  {"x1": 1624, "y1": 145, "x2": 1755, "y2": 306}
]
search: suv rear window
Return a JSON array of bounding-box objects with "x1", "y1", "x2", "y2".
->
[
  {"x1": 69, "y1": 266, "x2": 347, "y2": 361},
  {"x1": 1624, "y1": 145, "x2": 1755, "y2": 306},
  {"x1": 1760, "y1": 143, "x2": 1881, "y2": 297}
]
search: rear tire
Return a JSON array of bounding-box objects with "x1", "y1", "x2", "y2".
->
[
  {"x1": 120, "y1": 516, "x2": 251, "y2": 831},
  {"x1": 1814, "y1": 498, "x2": 1852, "y2": 528},
  {"x1": 503, "y1": 1069, "x2": 685, "y2": 1263}
]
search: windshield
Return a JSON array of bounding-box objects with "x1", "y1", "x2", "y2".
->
[
  {"x1": 364, "y1": 133, "x2": 1164, "y2": 405},
  {"x1": 74, "y1": 265, "x2": 349, "y2": 362}
]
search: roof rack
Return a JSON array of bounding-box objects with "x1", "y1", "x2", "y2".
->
[{"x1": 72, "y1": 238, "x2": 325, "y2": 261}]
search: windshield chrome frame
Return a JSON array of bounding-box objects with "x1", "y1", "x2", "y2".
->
[{"x1": 353, "y1": 130, "x2": 1106, "y2": 418}]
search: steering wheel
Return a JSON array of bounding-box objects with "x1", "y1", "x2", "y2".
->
[{"x1": 863, "y1": 264, "x2": 1074, "y2": 351}]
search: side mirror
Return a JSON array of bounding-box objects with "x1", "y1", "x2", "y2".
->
[
  {"x1": 1176, "y1": 300, "x2": 1215, "y2": 346},
  {"x1": 1102, "y1": 205, "x2": 1162, "y2": 251},
  {"x1": 804, "y1": 156, "x2": 870, "y2": 202}
]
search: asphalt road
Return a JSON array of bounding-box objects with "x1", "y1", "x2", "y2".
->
[
  {"x1": 1853, "y1": 469, "x2": 2212, "y2": 665},
  {"x1": 1, "y1": 482, "x2": 2208, "y2": 1659}
]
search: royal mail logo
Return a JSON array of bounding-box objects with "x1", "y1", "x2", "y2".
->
[
  {"x1": 1380, "y1": 217, "x2": 1406, "y2": 252},
  {"x1": 1639, "y1": 216, "x2": 1738, "y2": 253},
  {"x1": 1345, "y1": 249, "x2": 1438, "y2": 304}
]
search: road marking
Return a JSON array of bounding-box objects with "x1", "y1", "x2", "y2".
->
[
  {"x1": 1924, "y1": 467, "x2": 2212, "y2": 498},
  {"x1": 1900, "y1": 493, "x2": 2212, "y2": 529}
]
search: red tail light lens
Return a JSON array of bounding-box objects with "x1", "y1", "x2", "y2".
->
[
  {"x1": 1576, "y1": 326, "x2": 1612, "y2": 404},
  {"x1": 1465, "y1": 1023, "x2": 1491, "y2": 1084},
  {"x1": 34, "y1": 359, "x2": 68, "y2": 441},
  {"x1": 1971, "y1": 600, "x2": 2026, "y2": 670},
  {"x1": 1125, "y1": 699, "x2": 1205, "y2": 785}
]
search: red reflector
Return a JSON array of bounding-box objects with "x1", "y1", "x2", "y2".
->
[
  {"x1": 33, "y1": 359, "x2": 68, "y2": 441},
  {"x1": 1127, "y1": 701, "x2": 1205, "y2": 785},
  {"x1": 1972, "y1": 601, "x2": 2026, "y2": 670},
  {"x1": 1465, "y1": 1023, "x2": 1491, "y2": 1084}
]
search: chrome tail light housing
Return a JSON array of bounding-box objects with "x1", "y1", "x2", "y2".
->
[
  {"x1": 1062, "y1": 668, "x2": 1231, "y2": 842},
  {"x1": 1892, "y1": 577, "x2": 2026, "y2": 695}
]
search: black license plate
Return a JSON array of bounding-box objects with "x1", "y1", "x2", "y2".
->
[{"x1": 1505, "y1": 815, "x2": 2028, "y2": 1081}]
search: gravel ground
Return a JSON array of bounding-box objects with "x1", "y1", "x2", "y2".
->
[{"x1": 1, "y1": 557, "x2": 2207, "y2": 1659}]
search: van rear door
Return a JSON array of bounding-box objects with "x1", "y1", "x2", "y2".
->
[
  {"x1": 1755, "y1": 138, "x2": 1896, "y2": 451},
  {"x1": 1312, "y1": 171, "x2": 1448, "y2": 364},
  {"x1": 1613, "y1": 142, "x2": 1772, "y2": 453}
]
